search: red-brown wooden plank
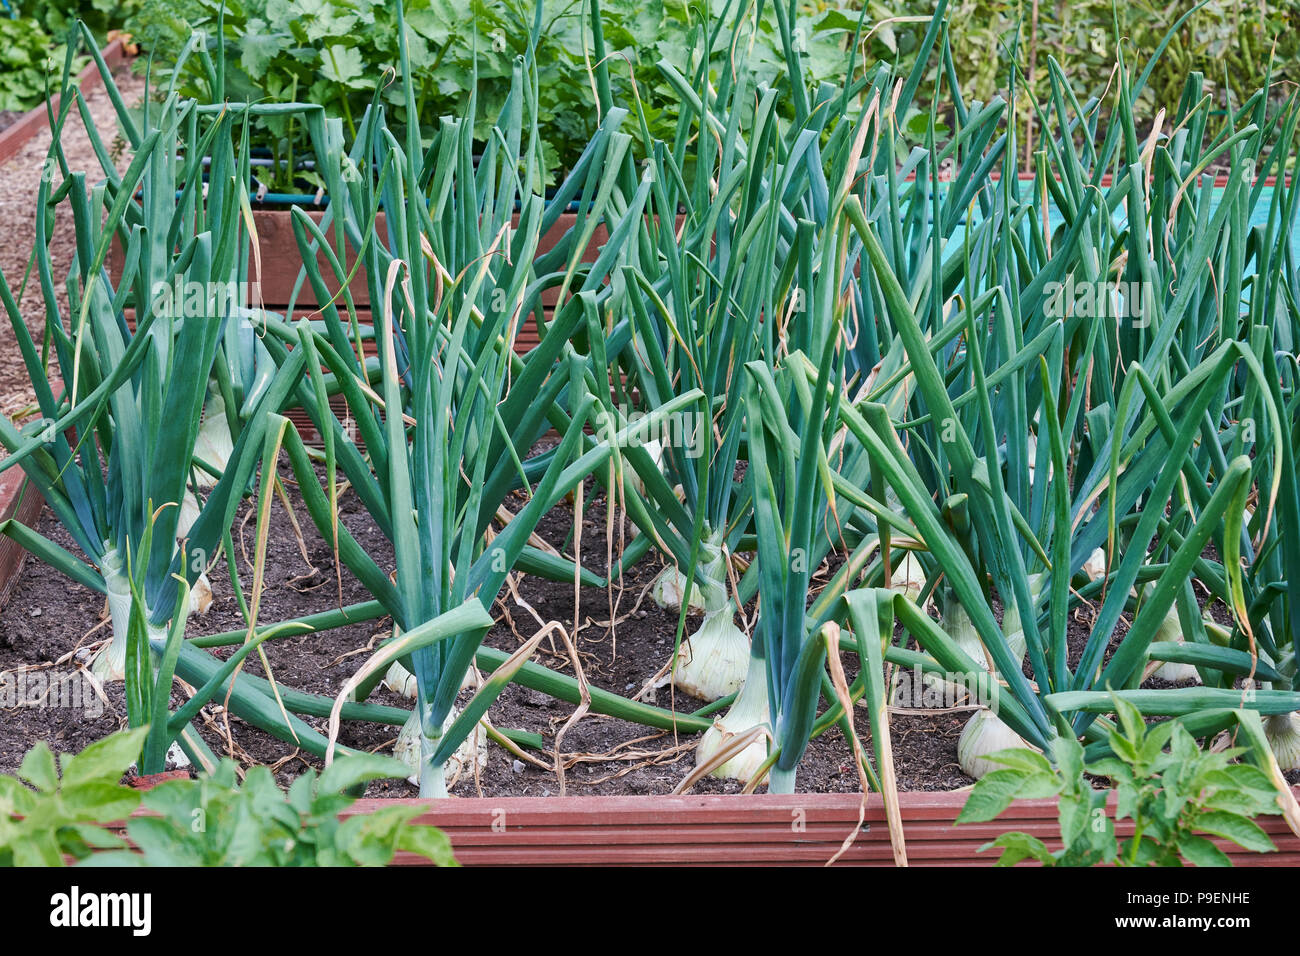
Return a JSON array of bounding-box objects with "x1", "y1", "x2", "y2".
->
[
  {"x1": 80, "y1": 787, "x2": 1300, "y2": 867},
  {"x1": 0, "y1": 466, "x2": 45, "y2": 610},
  {"x1": 111, "y1": 210, "x2": 610, "y2": 310}
]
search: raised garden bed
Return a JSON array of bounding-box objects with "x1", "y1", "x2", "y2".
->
[
  {"x1": 6, "y1": 5, "x2": 1300, "y2": 876},
  {"x1": 342, "y1": 792, "x2": 1300, "y2": 866},
  {"x1": 0, "y1": 468, "x2": 43, "y2": 612},
  {"x1": 109, "y1": 208, "x2": 611, "y2": 349},
  {"x1": 0, "y1": 461, "x2": 962, "y2": 798},
  {"x1": 5, "y1": 457, "x2": 1300, "y2": 866},
  {"x1": 89, "y1": 783, "x2": 1300, "y2": 866}
]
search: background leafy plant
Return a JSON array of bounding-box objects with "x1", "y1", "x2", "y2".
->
[
  {"x1": 0, "y1": 0, "x2": 136, "y2": 113},
  {"x1": 891, "y1": 0, "x2": 1300, "y2": 167},
  {"x1": 122, "y1": 0, "x2": 874, "y2": 189},
  {"x1": 0, "y1": 16, "x2": 81, "y2": 112},
  {"x1": 9, "y1": 0, "x2": 139, "y2": 42},
  {"x1": 937, "y1": 0, "x2": 1300, "y2": 108},
  {"x1": 0, "y1": 729, "x2": 457, "y2": 867}
]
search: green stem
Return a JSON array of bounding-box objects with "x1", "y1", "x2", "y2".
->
[{"x1": 768, "y1": 765, "x2": 797, "y2": 794}]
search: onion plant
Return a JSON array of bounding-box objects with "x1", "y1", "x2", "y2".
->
[
  {"x1": 259, "y1": 1, "x2": 709, "y2": 795},
  {"x1": 826, "y1": 30, "x2": 1300, "y2": 777},
  {"x1": 602, "y1": 21, "x2": 950, "y2": 784},
  {"x1": 728, "y1": 349, "x2": 843, "y2": 793},
  {"x1": 573, "y1": 0, "x2": 1011, "y2": 790},
  {"x1": 592, "y1": 0, "x2": 953, "y2": 712},
  {"x1": 690, "y1": 76, "x2": 911, "y2": 788},
  {"x1": 146, "y1": 21, "x2": 307, "y2": 486},
  {"x1": 592, "y1": 19, "x2": 819, "y2": 705},
  {"x1": 0, "y1": 34, "x2": 361, "y2": 770},
  {"x1": 12, "y1": 3, "x2": 1298, "y2": 801}
]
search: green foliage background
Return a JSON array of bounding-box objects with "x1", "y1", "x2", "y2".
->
[
  {"x1": 906, "y1": 0, "x2": 1300, "y2": 111},
  {"x1": 122, "y1": 0, "x2": 874, "y2": 185},
  {"x1": 4, "y1": 1, "x2": 1299, "y2": 171},
  {"x1": 0, "y1": 0, "x2": 130, "y2": 112},
  {"x1": 0, "y1": 17, "x2": 73, "y2": 111}
]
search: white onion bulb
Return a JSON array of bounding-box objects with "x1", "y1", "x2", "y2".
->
[
  {"x1": 91, "y1": 568, "x2": 133, "y2": 683},
  {"x1": 1265, "y1": 713, "x2": 1300, "y2": 771},
  {"x1": 957, "y1": 708, "x2": 1036, "y2": 780},
  {"x1": 627, "y1": 438, "x2": 665, "y2": 499},
  {"x1": 175, "y1": 490, "x2": 212, "y2": 616},
  {"x1": 189, "y1": 573, "x2": 213, "y2": 616},
  {"x1": 192, "y1": 390, "x2": 235, "y2": 489},
  {"x1": 1082, "y1": 547, "x2": 1107, "y2": 582},
  {"x1": 939, "y1": 586, "x2": 1029, "y2": 683},
  {"x1": 92, "y1": 526, "x2": 209, "y2": 681},
  {"x1": 166, "y1": 741, "x2": 191, "y2": 769},
  {"x1": 944, "y1": 600, "x2": 991, "y2": 672},
  {"x1": 695, "y1": 653, "x2": 771, "y2": 784},
  {"x1": 381, "y1": 627, "x2": 476, "y2": 699},
  {"x1": 888, "y1": 552, "x2": 927, "y2": 603},
  {"x1": 999, "y1": 573, "x2": 1045, "y2": 669},
  {"x1": 177, "y1": 490, "x2": 202, "y2": 540},
  {"x1": 658, "y1": 542, "x2": 746, "y2": 700},
  {"x1": 394, "y1": 707, "x2": 488, "y2": 793},
  {"x1": 650, "y1": 565, "x2": 709, "y2": 614},
  {"x1": 653, "y1": 536, "x2": 729, "y2": 616},
  {"x1": 671, "y1": 603, "x2": 750, "y2": 701},
  {"x1": 383, "y1": 659, "x2": 419, "y2": 698},
  {"x1": 91, "y1": 580, "x2": 170, "y2": 684},
  {"x1": 1143, "y1": 587, "x2": 1201, "y2": 684}
]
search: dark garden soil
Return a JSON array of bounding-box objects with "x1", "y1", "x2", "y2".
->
[
  {"x1": 0, "y1": 462, "x2": 1175, "y2": 799},
  {"x1": 0, "y1": 466, "x2": 983, "y2": 798},
  {"x1": 0, "y1": 112, "x2": 20, "y2": 136}
]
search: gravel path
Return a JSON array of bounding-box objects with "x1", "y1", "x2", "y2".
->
[{"x1": 0, "y1": 64, "x2": 145, "y2": 432}]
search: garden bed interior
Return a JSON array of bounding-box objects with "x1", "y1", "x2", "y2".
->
[
  {"x1": 0, "y1": 467, "x2": 975, "y2": 798},
  {"x1": 8, "y1": 475, "x2": 1295, "y2": 866}
]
